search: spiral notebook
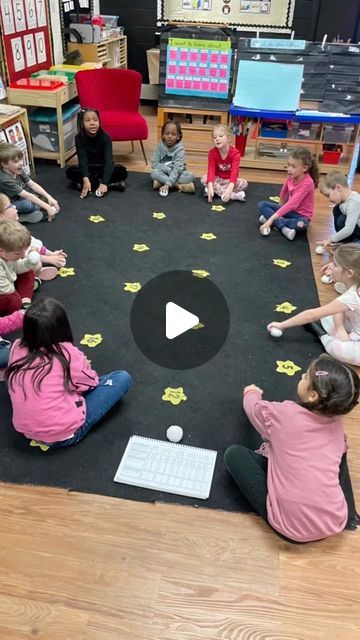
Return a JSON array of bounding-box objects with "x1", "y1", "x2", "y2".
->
[{"x1": 114, "y1": 436, "x2": 217, "y2": 500}]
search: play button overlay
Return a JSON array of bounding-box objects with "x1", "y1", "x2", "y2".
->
[
  {"x1": 166, "y1": 302, "x2": 199, "y2": 340},
  {"x1": 130, "y1": 270, "x2": 230, "y2": 370}
]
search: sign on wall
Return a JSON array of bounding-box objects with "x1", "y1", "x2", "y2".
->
[
  {"x1": 0, "y1": 0, "x2": 53, "y2": 83},
  {"x1": 158, "y1": 0, "x2": 295, "y2": 32}
]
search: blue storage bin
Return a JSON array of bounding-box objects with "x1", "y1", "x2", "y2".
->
[
  {"x1": 260, "y1": 121, "x2": 288, "y2": 138},
  {"x1": 29, "y1": 103, "x2": 80, "y2": 153}
]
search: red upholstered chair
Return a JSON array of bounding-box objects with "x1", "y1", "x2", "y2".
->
[{"x1": 75, "y1": 68, "x2": 148, "y2": 164}]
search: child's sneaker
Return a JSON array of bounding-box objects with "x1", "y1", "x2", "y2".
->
[
  {"x1": 334, "y1": 282, "x2": 347, "y2": 294},
  {"x1": 321, "y1": 274, "x2": 333, "y2": 285},
  {"x1": 38, "y1": 266, "x2": 58, "y2": 281},
  {"x1": 231, "y1": 190, "x2": 246, "y2": 201},
  {"x1": 281, "y1": 227, "x2": 296, "y2": 241},
  {"x1": 153, "y1": 180, "x2": 161, "y2": 190},
  {"x1": 34, "y1": 277, "x2": 42, "y2": 291},
  {"x1": 259, "y1": 214, "x2": 267, "y2": 224}
]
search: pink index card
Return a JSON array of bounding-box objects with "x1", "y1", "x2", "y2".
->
[
  {"x1": 168, "y1": 64, "x2": 176, "y2": 75},
  {"x1": 167, "y1": 78, "x2": 175, "y2": 88},
  {"x1": 184, "y1": 79, "x2": 192, "y2": 89},
  {"x1": 209, "y1": 67, "x2": 217, "y2": 77},
  {"x1": 175, "y1": 79, "x2": 184, "y2": 89},
  {"x1": 189, "y1": 65, "x2": 197, "y2": 75},
  {"x1": 169, "y1": 49, "x2": 178, "y2": 60},
  {"x1": 211, "y1": 53, "x2": 219, "y2": 64},
  {"x1": 201, "y1": 81, "x2": 209, "y2": 91},
  {"x1": 199, "y1": 66, "x2": 207, "y2": 76},
  {"x1": 220, "y1": 53, "x2": 229, "y2": 65},
  {"x1": 180, "y1": 50, "x2": 188, "y2": 61},
  {"x1": 219, "y1": 67, "x2": 227, "y2": 78},
  {"x1": 193, "y1": 80, "x2": 201, "y2": 90},
  {"x1": 210, "y1": 82, "x2": 218, "y2": 91},
  {"x1": 200, "y1": 52, "x2": 208, "y2": 63},
  {"x1": 179, "y1": 65, "x2": 187, "y2": 75},
  {"x1": 190, "y1": 51, "x2": 198, "y2": 62},
  {"x1": 219, "y1": 82, "x2": 227, "y2": 92}
]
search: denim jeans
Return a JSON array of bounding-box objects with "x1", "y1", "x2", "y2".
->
[
  {"x1": 258, "y1": 201, "x2": 310, "y2": 231},
  {"x1": 14, "y1": 197, "x2": 39, "y2": 214},
  {"x1": 333, "y1": 204, "x2": 360, "y2": 242},
  {"x1": 49, "y1": 370, "x2": 132, "y2": 448},
  {"x1": 0, "y1": 339, "x2": 11, "y2": 368}
]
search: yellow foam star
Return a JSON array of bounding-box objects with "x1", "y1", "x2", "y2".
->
[
  {"x1": 133, "y1": 244, "x2": 150, "y2": 252},
  {"x1": 191, "y1": 322, "x2": 205, "y2": 330},
  {"x1": 276, "y1": 360, "x2": 302, "y2": 376},
  {"x1": 153, "y1": 212, "x2": 166, "y2": 219},
  {"x1": 29, "y1": 440, "x2": 50, "y2": 452},
  {"x1": 162, "y1": 387, "x2": 188, "y2": 406},
  {"x1": 273, "y1": 259, "x2": 291, "y2": 268},
  {"x1": 192, "y1": 270, "x2": 210, "y2": 278},
  {"x1": 275, "y1": 301, "x2": 297, "y2": 314},
  {"x1": 58, "y1": 267, "x2": 75, "y2": 278},
  {"x1": 211, "y1": 205, "x2": 226, "y2": 212},
  {"x1": 80, "y1": 333, "x2": 103, "y2": 348},
  {"x1": 123, "y1": 282, "x2": 141, "y2": 293},
  {"x1": 200, "y1": 233, "x2": 217, "y2": 240},
  {"x1": 88, "y1": 215, "x2": 105, "y2": 223},
  {"x1": 269, "y1": 196, "x2": 280, "y2": 203}
]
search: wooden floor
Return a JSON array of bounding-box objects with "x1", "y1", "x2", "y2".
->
[{"x1": 1, "y1": 107, "x2": 360, "y2": 640}]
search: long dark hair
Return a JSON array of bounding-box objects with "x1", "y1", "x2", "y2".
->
[
  {"x1": 6, "y1": 297, "x2": 75, "y2": 395},
  {"x1": 289, "y1": 147, "x2": 320, "y2": 188},
  {"x1": 77, "y1": 107, "x2": 102, "y2": 140},
  {"x1": 300, "y1": 354, "x2": 359, "y2": 416}
]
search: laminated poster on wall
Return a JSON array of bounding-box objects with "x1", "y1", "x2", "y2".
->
[
  {"x1": 3, "y1": 121, "x2": 30, "y2": 173},
  {"x1": 233, "y1": 60, "x2": 304, "y2": 112}
]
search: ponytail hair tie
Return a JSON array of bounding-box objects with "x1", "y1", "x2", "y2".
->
[{"x1": 315, "y1": 370, "x2": 328, "y2": 376}]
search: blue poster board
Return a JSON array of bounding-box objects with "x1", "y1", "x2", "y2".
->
[{"x1": 233, "y1": 60, "x2": 304, "y2": 112}]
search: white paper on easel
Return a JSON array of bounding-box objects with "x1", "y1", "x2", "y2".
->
[{"x1": 234, "y1": 60, "x2": 304, "y2": 112}]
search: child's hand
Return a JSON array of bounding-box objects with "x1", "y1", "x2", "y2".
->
[
  {"x1": 320, "y1": 261, "x2": 333, "y2": 274},
  {"x1": 260, "y1": 221, "x2": 271, "y2": 234},
  {"x1": 221, "y1": 185, "x2": 233, "y2": 203},
  {"x1": 267, "y1": 321, "x2": 284, "y2": 333},
  {"x1": 80, "y1": 178, "x2": 91, "y2": 199},
  {"x1": 48, "y1": 197, "x2": 60, "y2": 213},
  {"x1": 43, "y1": 251, "x2": 67, "y2": 268},
  {"x1": 159, "y1": 184, "x2": 169, "y2": 197},
  {"x1": 207, "y1": 184, "x2": 214, "y2": 203},
  {"x1": 46, "y1": 205, "x2": 57, "y2": 222},
  {"x1": 243, "y1": 384, "x2": 263, "y2": 395},
  {"x1": 98, "y1": 183, "x2": 108, "y2": 195}
]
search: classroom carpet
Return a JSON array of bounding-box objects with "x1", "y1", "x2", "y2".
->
[{"x1": 0, "y1": 167, "x2": 324, "y2": 512}]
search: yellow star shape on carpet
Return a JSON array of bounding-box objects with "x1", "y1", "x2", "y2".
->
[
  {"x1": 80, "y1": 333, "x2": 103, "y2": 348},
  {"x1": 200, "y1": 233, "x2": 217, "y2": 240},
  {"x1": 29, "y1": 440, "x2": 49, "y2": 452},
  {"x1": 153, "y1": 212, "x2": 166, "y2": 219},
  {"x1": 192, "y1": 270, "x2": 210, "y2": 278},
  {"x1": 211, "y1": 205, "x2": 226, "y2": 212},
  {"x1": 88, "y1": 215, "x2": 105, "y2": 223},
  {"x1": 162, "y1": 387, "x2": 188, "y2": 405},
  {"x1": 275, "y1": 301, "x2": 297, "y2": 314},
  {"x1": 269, "y1": 196, "x2": 280, "y2": 203},
  {"x1": 273, "y1": 258, "x2": 291, "y2": 268},
  {"x1": 123, "y1": 282, "x2": 141, "y2": 293},
  {"x1": 58, "y1": 267, "x2": 75, "y2": 277},
  {"x1": 133, "y1": 244, "x2": 150, "y2": 252},
  {"x1": 276, "y1": 360, "x2": 301, "y2": 376},
  {"x1": 191, "y1": 322, "x2": 205, "y2": 330}
]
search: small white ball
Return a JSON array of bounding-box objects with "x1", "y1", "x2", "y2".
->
[
  {"x1": 260, "y1": 226, "x2": 270, "y2": 236},
  {"x1": 166, "y1": 425, "x2": 183, "y2": 443},
  {"x1": 27, "y1": 250, "x2": 40, "y2": 265},
  {"x1": 315, "y1": 245, "x2": 325, "y2": 255},
  {"x1": 95, "y1": 189, "x2": 104, "y2": 198},
  {"x1": 269, "y1": 327, "x2": 283, "y2": 337}
]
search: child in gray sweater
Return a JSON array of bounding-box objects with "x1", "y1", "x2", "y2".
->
[{"x1": 151, "y1": 120, "x2": 195, "y2": 197}]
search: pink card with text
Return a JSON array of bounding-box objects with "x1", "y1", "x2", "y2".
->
[
  {"x1": 220, "y1": 54, "x2": 229, "y2": 65},
  {"x1": 209, "y1": 67, "x2": 217, "y2": 77},
  {"x1": 184, "y1": 80, "x2": 192, "y2": 89},
  {"x1": 189, "y1": 65, "x2": 197, "y2": 75},
  {"x1": 210, "y1": 82, "x2": 218, "y2": 91},
  {"x1": 169, "y1": 50, "x2": 177, "y2": 60},
  {"x1": 180, "y1": 51, "x2": 188, "y2": 61},
  {"x1": 166, "y1": 78, "x2": 175, "y2": 88},
  {"x1": 179, "y1": 65, "x2": 187, "y2": 75},
  {"x1": 175, "y1": 79, "x2": 184, "y2": 88},
  {"x1": 219, "y1": 68, "x2": 227, "y2": 78},
  {"x1": 211, "y1": 53, "x2": 219, "y2": 64},
  {"x1": 190, "y1": 51, "x2": 198, "y2": 61},
  {"x1": 193, "y1": 80, "x2": 201, "y2": 89},
  {"x1": 219, "y1": 83, "x2": 227, "y2": 92},
  {"x1": 168, "y1": 64, "x2": 176, "y2": 75},
  {"x1": 199, "y1": 67, "x2": 206, "y2": 76},
  {"x1": 201, "y1": 81, "x2": 209, "y2": 91},
  {"x1": 200, "y1": 52, "x2": 208, "y2": 63}
]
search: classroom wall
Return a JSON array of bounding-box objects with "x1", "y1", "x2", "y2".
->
[{"x1": 99, "y1": 0, "x2": 359, "y2": 83}]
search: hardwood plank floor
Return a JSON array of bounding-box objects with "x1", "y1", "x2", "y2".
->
[{"x1": 1, "y1": 106, "x2": 359, "y2": 639}]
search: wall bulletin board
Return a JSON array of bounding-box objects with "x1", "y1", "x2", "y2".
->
[
  {"x1": 158, "y1": 0, "x2": 295, "y2": 33},
  {"x1": 0, "y1": 0, "x2": 53, "y2": 83}
]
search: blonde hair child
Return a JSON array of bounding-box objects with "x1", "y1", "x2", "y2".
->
[{"x1": 201, "y1": 124, "x2": 248, "y2": 203}]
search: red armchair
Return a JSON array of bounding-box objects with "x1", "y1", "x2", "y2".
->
[{"x1": 75, "y1": 68, "x2": 148, "y2": 164}]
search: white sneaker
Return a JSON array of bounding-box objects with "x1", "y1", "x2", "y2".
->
[
  {"x1": 233, "y1": 190, "x2": 246, "y2": 202},
  {"x1": 334, "y1": 282, "x2": 347, "y2": 294},
  {"x1": 259, "y1": 214, "x2": 267, "y2": 224},
  {"x1": 281, "y1": 227, "x2": 296, "y2": 241},
  {"x1": 321, "y1": 274, "x2": 333, "y2": 285},
  {"x1": 203, "y1": 187, "x2": 208, "y2": 197}
]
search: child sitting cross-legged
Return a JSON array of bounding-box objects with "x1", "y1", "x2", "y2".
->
[
  {"x1": 0, "y1": 143, "x2": 60, "y2": 223},
  {"x1": 151, "y1": 120, "x2": 195, "y2": 197},
  {"x1": 201, "y1": 124, "x2": 248, "y2": 203},
  {"x1": 0, "y1": 218, "x2": 41, "y2": 315}
]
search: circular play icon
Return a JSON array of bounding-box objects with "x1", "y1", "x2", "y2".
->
[{"x1": 130, "y1": 270, "x2": 230, "y2": 370}]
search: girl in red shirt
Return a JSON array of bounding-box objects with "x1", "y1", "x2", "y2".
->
[{"x1": 201, "y1": 125, "x2": 248, "y2": 203}]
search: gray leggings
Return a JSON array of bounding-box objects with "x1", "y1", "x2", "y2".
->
[{"x1": 151, "y1": 164, "x2": 195, "y2": 186}]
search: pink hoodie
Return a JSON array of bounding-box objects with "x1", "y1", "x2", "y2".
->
[{"x1": 0, "y1": 310, "x2": 23, "y2": 336}]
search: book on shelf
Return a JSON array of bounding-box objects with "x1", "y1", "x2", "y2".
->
[{"x1": 0, "y1": 104, "x2": 22, "y2": 116}]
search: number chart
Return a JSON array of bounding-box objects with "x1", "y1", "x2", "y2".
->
[
  {"x1": 165, "y1": 38, "x2": 232, "y2": 100},
  {"x1": 0, "y1": 0, "x2": 52, "y2": 83}
]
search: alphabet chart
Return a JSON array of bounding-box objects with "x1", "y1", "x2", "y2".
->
[
  {"x1": 165, "y1": 38, "x2": 232, "y2": 99},
  {"x1": 0, "y1": 0, "x2": 52, "y2": 83}
]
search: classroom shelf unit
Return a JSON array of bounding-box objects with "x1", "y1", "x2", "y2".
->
[
  {"x1": 230, "y1": 107, "x2": 360, "y2": 174},
  {"x1": 67, "y1": 36, "x2": 127, "y2": 69}
]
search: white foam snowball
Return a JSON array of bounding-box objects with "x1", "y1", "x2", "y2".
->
[
  {"x1": 260, "y1": 226, "x2": 270, "y2": 236},
  {"x1": 269, "y1": 327, "x2": 283, "y2": 337},
  {"x1": 315, "y1": 245, "x2": 325, "y2": 255},
  {"x1": 27, "y1": 250, "x2": 40, "y2": 264},
  {"x1": 95, "y1": 189, "x2": 104, "y2": 198},
  {"x1": 166, "y1": 425, "x2": 183, "y2": 443}
]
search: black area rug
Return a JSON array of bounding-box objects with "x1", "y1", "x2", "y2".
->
[{"x1": 0, "y1": 167, "x2": 323, "y2": 512}]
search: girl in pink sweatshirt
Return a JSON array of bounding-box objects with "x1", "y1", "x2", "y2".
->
[
  {"x1": 258, "y1": 147, "x2": 319, "y2": 241},
  {"x1": 225, "y1": 354, "x2": 359, "y2": 543},
  {"x1": 6, "y1": 297, "x2": 132, "y2": 448}
]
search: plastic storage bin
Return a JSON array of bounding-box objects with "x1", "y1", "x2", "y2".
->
[
  {"x1": 323, "y1": 125, "x2": 353, "y2": 144},
  {"x1": 289, "y1": 122, "x2": 319, "y2": 140},
  {"x1": 260, "y1": 121, "x2": 288, "y2": 138},
  {"x1": 29, "y1": 103, "x2": 80, "y2": 153},
  {"x1": 322, "y1": 150, "x2": 342, "y2": 164}
]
